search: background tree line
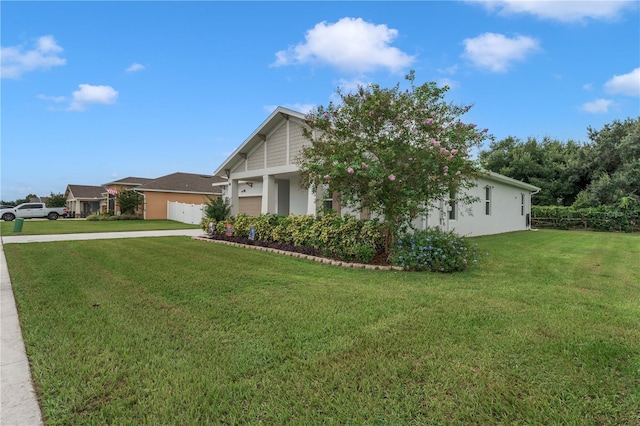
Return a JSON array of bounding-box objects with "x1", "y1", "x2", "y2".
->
[
  {"x1": 479, "y1": 116, "x2": 639, "y2": 208},
  {"x1": 1, "y1": 192, "x2": 66, "y2": 207}
]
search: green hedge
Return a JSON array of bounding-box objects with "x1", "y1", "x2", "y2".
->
[
  {"x1": 201, "y1": 213, "x2": 384, "y2": 264},
  {"x1": 531, "y1": 206, "x2": 640, "y2": 232}
]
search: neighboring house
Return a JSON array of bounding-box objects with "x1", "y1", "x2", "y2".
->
[
  {"x1": 65, "y1": 184, "x2": 105, "y2": 218},
  {"x1": 213, "y1": 106, "x2": 541, "y2": 237},
  {"x1": 102, "y1": 176, "x2": 154, "y2": 214},
  {"x1": 135, "y1": 172, "x2": 226, "y2": 220}
]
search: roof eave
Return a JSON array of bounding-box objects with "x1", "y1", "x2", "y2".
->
[{"x1": 482, "y1": 170, "x2": 541, "y2": 192}]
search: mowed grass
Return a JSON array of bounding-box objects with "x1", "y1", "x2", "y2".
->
[
  {"x1": 0, "y1": 219, "x2": 198, "y2": 236},
  {"x1": 4, "y1": 230, "x2": 639, "y2": 425}
]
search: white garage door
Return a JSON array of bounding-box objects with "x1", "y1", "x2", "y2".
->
[{"x1": 238, "y1": 196, "x2": 262, "y2": 216}]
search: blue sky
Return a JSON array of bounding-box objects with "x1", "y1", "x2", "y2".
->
[{"x1": 1, "y1": 1, "x2": 639, "y2": 202}]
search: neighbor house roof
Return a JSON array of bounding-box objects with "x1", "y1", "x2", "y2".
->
[
  {"x1": 214, "y1": 106, "x2": 307, "y2": 177},
  {"x1": 66, "y1": 184, "x2": 105, "y2": 199},
  {"x1": 135, "y1": 172, "x2": 226, "y2": 195},
  {"x1": 103, "y1": 176, "x2": 154, "y2": 186}
]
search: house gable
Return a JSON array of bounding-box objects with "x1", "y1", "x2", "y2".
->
[{"x1": 215, "y1": 107, "x2": 308, "y2": 179}]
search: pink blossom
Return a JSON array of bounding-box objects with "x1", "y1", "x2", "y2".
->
[
  {"x1": 443, "y1": 166, "x2": 449, "y2": 172},
  {"x1": 361, "y1": 162, "x2": 368, "y2": 170},
  {"x1": 451, "y1": 149, "x2": 458, "y2": 155},
  {"x1": 440, "y1": 147, "x2": 449, "y2": 154},
  {"x1": 469, "y1": 123, "x2": 477, "y2": 129},
  {"x1": 456, "y1": 170, "x2": 461, "y2": 175},
  {"x1": 347, "y1": 167, "x2": 354, "y2": 174},
  {"x1": 424, "y1": 118, "x2": 434, "y2": 124},
  {"x1": 388, "y1": 174, "x2": 396, "y2": 181},
  {"x1": 432, "y1": 139, "x2": 441, "y2": 147},
  {"x1": 323, "y1": 113, "x2": 329, "y2": 118},
  {"x1": 324, "y1": 174, "x2": 330, "y2": 180}
]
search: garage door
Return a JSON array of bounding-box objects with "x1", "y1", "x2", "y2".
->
[{"x1": 238, "y1": 196, "x2": 262, "y2": 216}]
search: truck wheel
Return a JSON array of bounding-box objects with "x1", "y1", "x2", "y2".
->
[
  {"x1": 2, "y1": 213, "x2": 15, "y2": 221},
  {"x1": 47, "y1": 212, "x2": 59, "y2": 220}
]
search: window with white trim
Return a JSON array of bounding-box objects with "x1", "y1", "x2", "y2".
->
[
  {"x1": 485, "y1": 186, "x2": 492, "y2": 216},
  {"x1": 448, "y1": 190, "x2": 457, "y2": 220},
  {"x1": 322, "y1": 184, "x2": 333, "y2": 211}
]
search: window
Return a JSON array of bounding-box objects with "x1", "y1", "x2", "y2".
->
[
  {"x1": 448, "y1": 190, "x2": 457, "y2": 220},
  {"x1": 19, "y1": 204, "x2": 41, "y2": 210},
  {"x1": 321, "y1": 184, "x2": 333, "y2": 212},
  {"x1": 521, "y1": 193, "x2": 525, "y2": 216},
  {"x1": 322, "y1": 184, "x2": 341, "y2": 212},
  {"x1": 485, "y1": 186, "x2": 492, "y2": 216}
]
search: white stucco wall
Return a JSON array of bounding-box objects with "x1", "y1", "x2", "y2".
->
[{"x1": 413, "y1": 176, "x2": 532, "y2": 236}]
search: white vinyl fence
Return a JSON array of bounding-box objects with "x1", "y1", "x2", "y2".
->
[{"x1": 167, "y1": 201, "x2": 206, "y2": 225}]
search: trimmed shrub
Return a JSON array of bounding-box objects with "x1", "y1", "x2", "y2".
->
[
  {"x1": 253, "y1": 213, "x2": 280, "y2": 242},
  {"x1": 532, "y1": 205, "x2": 640, "y2": 232},
  {"x1": 207, "y1": 212, "x2": 384, "y2": 264},
  {"x1": 391, "y1": 228, "x2": 482, "y2": 272},
  {"x1": 204, "y1": 196, "x2": 230, "y2": 222}
]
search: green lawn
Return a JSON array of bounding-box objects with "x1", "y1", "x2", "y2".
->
[
  {"x1": 4, "y1": 230, "x2": 639, "y2": 425},
  {"x1": 0, "y1": 219, "x2": 198, "y2": 236}
]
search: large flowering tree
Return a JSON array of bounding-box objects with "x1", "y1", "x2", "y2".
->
[{"x1": 298, "y1": 71, "x2": 492, "y2": 252}]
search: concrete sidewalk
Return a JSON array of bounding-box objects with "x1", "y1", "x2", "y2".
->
[
  {"x1": 0, "y1": 229, "x2": 205, "y2": 425},
  {"x1": 1, "y1": 228, "x2": 204, "y2": 244}
]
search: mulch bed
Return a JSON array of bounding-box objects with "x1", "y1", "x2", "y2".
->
[{"x1": 201, "y1": 233, "x2": 393, "y2": 268}]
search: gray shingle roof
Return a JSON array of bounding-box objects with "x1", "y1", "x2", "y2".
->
[
  {"x1": 136, "y1": 172, "x2": 226, "y2": 194},
  {"x1": 103, "y1": 176, "x2": 154, "y2": 186},
  {"x1": 66, "y1": 185, "x2": 105, "y2": 199}
]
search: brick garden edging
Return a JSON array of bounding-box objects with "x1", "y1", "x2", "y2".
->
[{"x1": 192, "y1": 236, "x2": 402, "y2": 271}]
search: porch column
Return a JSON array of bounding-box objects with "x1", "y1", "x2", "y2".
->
[
  {"x1": 307, "y1": 187, "x2": 318, "y2": 215},
  {"x1": 262, "y1": 174, "x2": 276, "y2": 214},
  {"x1": 230, "y1": 179, "x2": 239, "y2": 216}
]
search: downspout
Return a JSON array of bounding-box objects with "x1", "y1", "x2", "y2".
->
[{"x1": 529, "y1": 188, "x2": 541, "y2": 230}]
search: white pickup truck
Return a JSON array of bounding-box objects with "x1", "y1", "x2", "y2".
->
[{"x1": 0, "y1": 203, "x2": 68, "y2": 221}]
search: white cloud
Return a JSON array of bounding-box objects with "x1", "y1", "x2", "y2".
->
[
  {"x1": 581, "y1": 98, "x2": 614, "y2": 113},
  {"x1": 264, "y1": 103, "x2": 316, "y2": 114},
  {"x1": 37, "y1": 94, "x2": 66, "y2": 103},
  {"x1": 471, "y1": 0, "x2": 637, "y2": 22},
  {"x1": 462, "y1": 32, "x2": 540, "y2": 72},
  {"x1": 1, "y1": 35, "x2": 66, "y2": 79},
  {"x1": 272, "y1": 17, "x2": 415, "y2": 74},
  {"x1": 437, "y1": 77, "x2": 460, "y2": 90},
  {"x1": 582, "y1": 83, "x2": 593, "y2": 91},
  {"x1": 126, "y1": 63, "x2": 145, "y2": 72},
  {"x1": 336, "y1": 78, "x2": 371, "y2": 94},
  {"x1": 604, "y1": 67, "x2": 640, "y2": 97},
  {"x1": 68, "y1": 84, "x2": 118, "y2": 111},
  {"x1": 438, "y1": 64, "x2": 458, "y2": 75}
]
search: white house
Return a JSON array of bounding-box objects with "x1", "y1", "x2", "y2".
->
[{"x1": 213, "y1": 107, "x2": 540, "y2": 237}]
